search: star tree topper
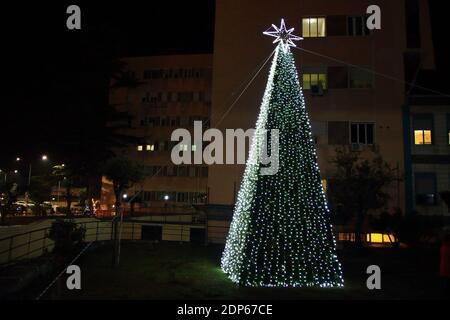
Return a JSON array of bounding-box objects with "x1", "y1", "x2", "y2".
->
[{"x1": 263, "y1": 18, "x2": 303, "y2": 51}]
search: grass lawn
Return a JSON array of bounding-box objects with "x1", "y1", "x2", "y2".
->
[{"x1": 40, "y1": 241, "x2": 445, "y2": 300}]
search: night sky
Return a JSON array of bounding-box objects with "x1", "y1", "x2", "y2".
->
[
  {"x1": 1, "y1": 1, "x2": 448, "y2": 168},
  {"x1": 2, "y1": 1, "x2": 215, "y2": 166}
]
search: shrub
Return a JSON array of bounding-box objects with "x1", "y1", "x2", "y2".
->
[{"x1": 47, "y1": 219, "x2": 86, "y2": 255}]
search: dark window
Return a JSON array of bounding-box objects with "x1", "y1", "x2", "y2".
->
[
  {"x1": 328, "y1": 66, "x2": 348, "y2": 89},
  {"x1": 178, "y1": 166, "x2": 188, "y2": 177},
  {"x1": 347, "y1": 16, "x2": 370, "y2": 36},
  {"x1": 328, "y1": 121, "x2": 349, "y2": 145},
  {"x1": 349, "y1": 67, "x2": 373, "y2": 88},
  {"x1": 415, "y1": 173, "x2": 437, "y2": 205},
  {"x1": 177, "y1": 192, "x2": 188, "y2": 202},
  {"x1": 350, "y1": 123, "x2": 374, "y2": 145},
  {"x1": 326, "y1": 15, "x2": 347, "y2": 36}
]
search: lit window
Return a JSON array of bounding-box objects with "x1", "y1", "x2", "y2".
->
[
  {"x1": 366, "y1": 233, "x2": 396, "y2": 244},
  {"x1": 412, "y1": 114, "x2": 433, "y2": 145},
  {"x1": 367, "y1": 233, "x2": 383, "y2": 243},
  {"x1": 302, "y1": 17, "x2": 326, "y2": 37},
  {"x1": 137, "y1": 145, "x2": 143, "y2": 151},
  {"x1": 414, "y1": 130, "x2": 432, "y2": 145},
  {"x1": 383, "y1": 234, "x2": 395, "y2": 243},
  {"x1": 146, "y1": 144, "x2": 155, "y2": 151},
  {"x1": 302, "y1": 73, "x2": 327, "y2": 90},
  {"x1": 192, "y1": 145, "x2": 197, "y2": 152}
]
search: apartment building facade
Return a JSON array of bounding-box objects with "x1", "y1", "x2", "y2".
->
[
  {"x1": 104, "y1": 55, "x2": 213, "y2": 213},
  {"x1": 404, "y1": 96, "x2": 450, "y2": 216},
  {"x1": 103, "y1": 0, "x2": 448, "y2": 221},
  {"x1": 208, "y1": 0, "x2": 438, "y2": 217}
]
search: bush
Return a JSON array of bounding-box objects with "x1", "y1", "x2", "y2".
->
[
  {"x1": 397, "y1": 214, "x2": 444, "y2": 247},
  {"x1": 369, "y1": 210, "x2": 445, "y2": 247},
  {"x1": 47, "y1": 219, "x2": 86, "y2": 255}
]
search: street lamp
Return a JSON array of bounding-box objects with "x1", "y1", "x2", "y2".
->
[
  {"x1": 122, "y1": 193, "x2": 128, "y2": 200},
  {"x1": 26, "y1": 154, "x2": 50, "y2": 186}
]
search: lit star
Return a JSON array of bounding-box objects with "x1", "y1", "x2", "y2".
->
[{"x1": 263, "y1": 18, "x2": 303, "y2": 51}]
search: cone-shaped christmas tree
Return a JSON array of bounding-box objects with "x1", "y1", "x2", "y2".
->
[{"x1": 221, "y1": 19, "x2": 344, "y2": 287}]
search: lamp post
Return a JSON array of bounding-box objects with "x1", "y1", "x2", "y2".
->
[
  {"x1": 0, "y1": 169, "x2": 19, "y2": 184},
  {"x1": 23, "y1": 154, "x2": 49, "y2": 186},
  {"x1": 16, "y1": 155, "x2": 49, "y2": 212}
]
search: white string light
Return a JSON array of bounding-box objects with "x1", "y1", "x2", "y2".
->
[{"x1": 221, "y1": 19, "x2": 344, "y2": 287}]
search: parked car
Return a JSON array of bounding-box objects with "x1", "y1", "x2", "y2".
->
[
  {"x1": 71, "y1": 203, "x2": 84, "y2": 215},
  {"x1": 13, "y1": 200, "x2": 35, "y2": 214}
]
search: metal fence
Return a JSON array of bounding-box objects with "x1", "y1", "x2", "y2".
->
[
  {"x1": 0, "y1": 220, "x2": 132, "y2": 267},
  {"x1": 0, "y1": 218, "x2": 208, "y2": 267}
]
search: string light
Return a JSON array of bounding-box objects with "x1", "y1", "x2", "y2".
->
[{"x1": 221, "y1": 21, "x2": 344, "y2": 287}]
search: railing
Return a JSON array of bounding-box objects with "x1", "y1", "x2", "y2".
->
[
  {"x1": 0, "y1": 227, "x2": 53, "y2": 267},
  {"x1": 0, "y1": 217, "x2": 207, "y2": 267},
  {"x1": 0, "y1": 220, "x2": 115, "y2": 267}
]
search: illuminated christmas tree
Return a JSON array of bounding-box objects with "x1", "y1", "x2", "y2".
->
[{"x1": 221, "y1": 19, "x2": 344, "y2": 287}]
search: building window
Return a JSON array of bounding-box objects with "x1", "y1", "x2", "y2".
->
[
  {"x1": 349, "y1": 67, "x2": 373, "y2": 88},
  {"x1": 415, "y1": 173, "x2": 437, "y2": 205},
  {"x1": 137, "y1": 145, "x2": 143, "y2": 152},
  {"x1": 178, "y1": 166, "x2": 188, "y2": 177},
  {"x1": 414, "y1": 129, "x2": 432, "y2": 145},
  {"x1": 302, "y1": 17, "x2": 326, "y2": 37},
  {"x1": 347, "y1": 16, "x2": 370, "y2": 36},
  {"x1": 328, "y1": 121, "x2": 349, "y2": 145},
  {"x1": 412, "y1": 114, "x2": 433, "y2": 145},
  {"x1": 350, "y1": 123, "x2": 374, "y2": 145},
  {"x1": 177, "y1": 192, "x2": 189, "y2": 203},
  {"x1": 338, "y1": 233, "x2": 355, "y2": 242},
  {"x1": 366, "y1": 233, "x2": 396, "y2": 244},
  {"x1": 146, "y1": 144, "x2": 154, "y2": 151},
  {"x1": 328, "y1": 66, "x2": 348, "y2": 89},
  {"x1": 302, "y1": 73, "x2": 327, "y2": 90}
]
